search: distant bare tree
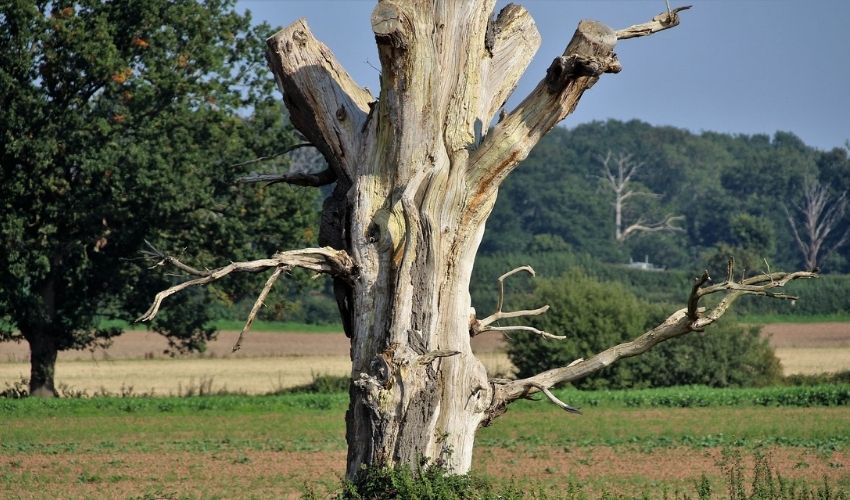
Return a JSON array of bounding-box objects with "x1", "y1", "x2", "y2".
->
[
  {"x1": 786, "y1": 178, "x2": 849, "y2": 270},
  {"x1": 599, "y1": 151, "x2": 683, "y2": 242}
]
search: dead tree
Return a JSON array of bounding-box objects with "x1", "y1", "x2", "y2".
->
[
  {"x1": 139, "y1": 2, "x2": 815, "y2": 477},
  {"x1": 786, "y1": 178, "x2": 849, "y2": 271},
  {"x1": 599, "y1": 151, "x2": 683, "y2": 242}
]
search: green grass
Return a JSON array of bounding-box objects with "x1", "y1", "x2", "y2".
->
[
  {"x1": 2, "y1": 393, "x2": 849, "y2": 455},
  {"x1": 739, "y1": 312, "x2": 850, "y2": 324},
  {"x1": 2, "y1": 384, "x2": 847, "y2": 417}
]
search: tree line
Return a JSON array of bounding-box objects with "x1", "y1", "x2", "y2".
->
[{"x1": 481, "y1": 119, "x2": 850, "y2": 275}]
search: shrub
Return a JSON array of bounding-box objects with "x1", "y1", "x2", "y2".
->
[{"x1": 508, "y1": 270, "x2": 782, "y2": 389}]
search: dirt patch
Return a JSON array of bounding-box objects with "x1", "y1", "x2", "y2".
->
[{"x1": 2, "y1": 446, "x2": 846, "y2": 498}]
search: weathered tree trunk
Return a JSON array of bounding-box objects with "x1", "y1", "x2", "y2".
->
[
  {"x1": 266, "y1": 1, "x2": 625, "y2": 475},
  {"x1": 143, "y1": 0, "x2": 815, "y2": 481}
]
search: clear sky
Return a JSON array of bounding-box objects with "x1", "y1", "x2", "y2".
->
[{"x1": 237, "y1": 0, "x2": 850, "y2": 151}]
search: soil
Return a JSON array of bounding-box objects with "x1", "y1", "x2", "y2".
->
[
  {"x1": 3, "y1": 446, "x2": 847, "y2": 498},
  {"x1": 761, "y1": 322, "x2": 850, "y2": 348}
]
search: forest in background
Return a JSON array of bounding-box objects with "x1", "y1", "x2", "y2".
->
[{"x1": 285, "y1": 119, "x2": 850, "y2": 325}]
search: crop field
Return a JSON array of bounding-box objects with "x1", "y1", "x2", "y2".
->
[
  {"x1": 1, "y1": 322, "x2": 849, "y2": 497},
  {"x1": 1, "y1": 322, "x2": 848, "y2": 396},
  {"x1": 1, "y1": 387, "x2": 849, "y2": 498}
]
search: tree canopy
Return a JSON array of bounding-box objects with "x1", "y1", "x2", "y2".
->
[
  {"x1": 0, "y1": 0, "x2": 318, "y2": 395},
  {"x1": 481, "y1": 120, "x2": 850, "y2": 274}
]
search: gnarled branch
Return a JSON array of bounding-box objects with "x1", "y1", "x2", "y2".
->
[
  {"x1": 237, "y1": 168, "x2": 336, "y2": 188},
  {"x1": 136, "y1": 246, "x2": 354, "y2": 324},
  {"x1": 620, "y1": 214, "x2": 685, "y2": 241},
  {"x1": 487, "y1": 259, "x2": 816, "y2": 420},
  {"x1": 470, "y1": 265, "x2": 561, "y2": 339}
]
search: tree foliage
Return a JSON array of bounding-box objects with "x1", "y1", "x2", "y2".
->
[
  {"x1": 0, "y1": 0, "x2": 318, "y2": 394},
  {"x1": 481, "y1": 120, "x2": 850, "y2": 274}
]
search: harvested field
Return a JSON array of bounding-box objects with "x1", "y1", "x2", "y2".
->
[
  {"x1": 762, "y1": 322, "x2": 850, "y2": 348},
  {"x1": 762, "y1": 322, "x2": 850, "y2": 374},
  {"x1": 1, "y1": 323, "x2": 847, "y2": 394},
  {"x1": 0, "y1": 330, "x2": 511, "y2": 394}
]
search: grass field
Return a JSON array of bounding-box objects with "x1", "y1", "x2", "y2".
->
[{"x1": 1, "y1": 389, "x2": 849, "y2": 498}]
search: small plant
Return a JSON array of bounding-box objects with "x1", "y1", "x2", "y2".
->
[
  {"x1": 713, "y1": 449, "x2": 849, "y2": 499},
  {"x1": 695, "y1": 473, "x2": 712, "y2": 500},
  {"x1": 341, "y1": 461, "x2": 496, "y2": 500}
]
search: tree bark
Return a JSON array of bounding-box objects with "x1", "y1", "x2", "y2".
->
[{"x1": 25, "y1": 330, "x2": 58, "y2": 397}]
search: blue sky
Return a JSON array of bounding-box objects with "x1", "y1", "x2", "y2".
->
[{"x1": 237, "y1": 0, "x2": 850, "y2": 151}]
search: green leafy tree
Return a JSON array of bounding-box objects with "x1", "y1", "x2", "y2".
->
[{"x1": 0, "y1": 0, "x2": 318, "y2": 396}]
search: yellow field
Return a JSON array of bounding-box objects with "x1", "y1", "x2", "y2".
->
[
  {"x1": 775, "y1": 347, "x2": 850, "y2": 375},
  {"x1": 1, "y1": 323, "x2": 847, "y2": 395},
  {"x1": 0, "y1": 350, "x2": 513, "y2": 396}
]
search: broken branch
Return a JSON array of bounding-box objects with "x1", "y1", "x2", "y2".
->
[
  {"x1": 471, "y1": 266, "x2": 558, "y2": 338},
  {"x1": 232, "y1": 266, "x2": 285, "y2": 352},
  {"x1": 266, "y1": 19, "x2": 373, "y2": 179},
  {"x1": 614, "y1": 6, "x2": 691, "y2": 40},
  {"x1": 137, "y1": 246, "x2": 354, "y2": 323},
  {"x1": 467, "y1": 7, "x2": 688, "y2": 210},
  {"x1": 237, "y1": 167, "x2": 336, "y2": 188}
]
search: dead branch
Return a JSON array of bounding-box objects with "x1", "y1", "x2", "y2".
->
[
  {"x1": 418, "y1": 350, "x2": 461, "y2": 365},
  {"x1": 136, "y1": 246, "x2": 354, "y2": 323},
  {"x1": 488, "y1": 258, "x2": 817, "y2": 417},
  {"x1": 530, "y1": 383, "x2": 581, "y2": 414},
  {"x1": 229, "y1": 143, "x2": 315, "y2": 170},
  {"x1": 266, "y1": 20, "x2": 374, "y2": 179},
  {"x1": 470, "y1": 266, "x2": 560, "y2": 339},
  {"x1": 232, "y1": 267, "x2": 284, "y2": 352},
  {"x1": 620, "y1": 215, "x2": 685, "y2": 241},
  {"x1": 237, "y1": 168, "x2": 336, "y2": 188},
  {"x1": 614, "y1": 6, "x2": 691, "y2": 40}
]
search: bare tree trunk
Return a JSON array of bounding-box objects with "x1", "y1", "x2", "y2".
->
[
  {"x1": 786, "y1": 178, "x2": 849, "y2": 271},
  {"x1": 598, "y1": 151, "x2": 683, "y2": 242},
  {"x1": 141, "y1": 0, "x2": 815, "y2": 480}
]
